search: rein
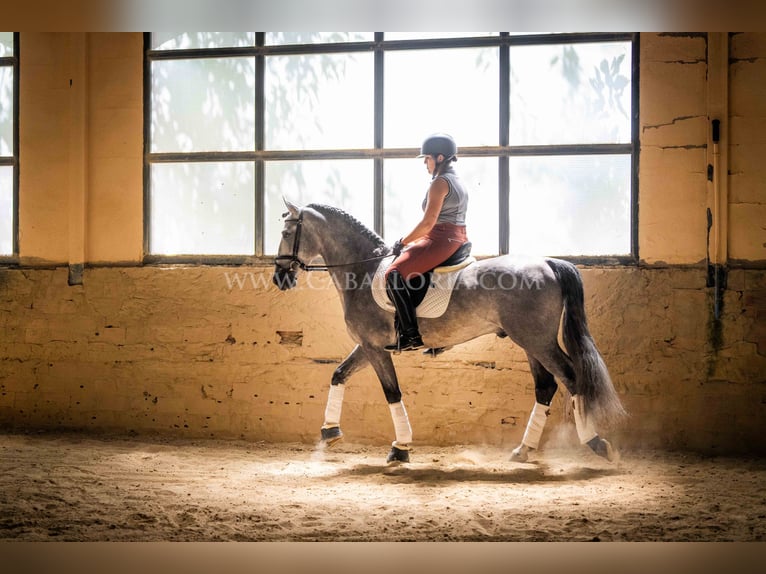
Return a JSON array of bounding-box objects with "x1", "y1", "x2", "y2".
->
[{"x1": 274, "y1": 210, "x2": 389, "y2": 272}]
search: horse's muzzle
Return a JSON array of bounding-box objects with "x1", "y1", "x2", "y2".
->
[{"x1": 273, "y1": 266, "x2": 297, "y2": 290}]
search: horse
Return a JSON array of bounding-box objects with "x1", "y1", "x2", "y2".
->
[{"x1": 273, "y1": 200, "x2": 625, "y2": 464}]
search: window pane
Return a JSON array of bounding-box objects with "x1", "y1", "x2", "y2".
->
[
  {"x1": 383, "y1": 159, "x2": 429, "y2": 244},
  {"x1": 150, "y1": 162, "x2": 254, "y2": 255},
  {"x1": 509, "y1": 42, "x2": 632, "y2": 145},
  {"x1": 508, "y1": 155, "x2": 631, "y2": 256},
  {"x1": 385, "y1": 33, "x2": 497, "y2": 40},
  {"x1": 461, "y1": 158, "x2": 500, "y2": 256},
  {"x1": 384, "y1": 157, "x2": 498, "y2": 255},
  {"x1": 264, "y1": 160, "x2": 374, "y2": 255},
  {"x1": 266, "y1": 32, "x2": 373, "y2": 44},
  {"x1": 0, "y1": 66, "x2": 11, "y2": 156},
  {"x1": 385, "y1": 48, "x2": 498, "y2": 148},
  {"x1": 265, "y1": 53, "x2": 374, "y2": 150},
  {"x1": 151, "y1": 33, "x2": 255, "y2": 50},
  {"x1": 0, "y1": 33, "x2": 12, "y2": 56},
  {"x1": 0, "y1": 166, "x2": 12, "y2": 255},
  {"x1": 151, "y1": 57, "x2": 255, "y2": 153}
]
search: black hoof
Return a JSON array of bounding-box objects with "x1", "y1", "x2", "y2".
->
[
  {"x1": 320, "y1": 426, "x2": 343, "y2": 446},
  {"x1": 586, "y1": 435, "x2": 619, "y2": 462},
  {"x1": 386, "y1": 445, "x2": 410, "y2": 464}
]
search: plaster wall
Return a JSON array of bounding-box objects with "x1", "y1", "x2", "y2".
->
[{"x1": 1, "y1": 33, "x2": 765, "y2": 453}]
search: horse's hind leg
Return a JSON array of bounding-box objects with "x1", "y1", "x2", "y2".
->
[
  {"x1": 320, "y1": 344, "x2": 369, "y2": 446},
  {"x1": 510, "y1": 353, "x2": 558, "y2": 462},
  {"x1": 534, "y1": 346, "x2": 620, "y2": 462}
]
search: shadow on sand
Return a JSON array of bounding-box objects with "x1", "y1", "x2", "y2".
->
[{"x1": 325, "y1": 461, "x2": 622, "y2": 485}]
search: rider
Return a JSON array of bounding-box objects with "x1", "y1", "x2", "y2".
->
[{"x1": 385, "y1": 133, "x2": 470, "y2": 352}]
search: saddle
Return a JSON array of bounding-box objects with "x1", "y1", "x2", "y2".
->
[{"x1": 371, "y1": 242, "x2": 475, "y2": 319}]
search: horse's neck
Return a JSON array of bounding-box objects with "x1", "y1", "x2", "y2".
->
[
  {"x1": 314, "y1": 215, "x2": 381, "y2": 265},
  {"x1": 322, "y1": 235, "x2": 380, "y2": 272},
  {"x1": 311, "y1": 216, "x2": 382, "y2": 296}
]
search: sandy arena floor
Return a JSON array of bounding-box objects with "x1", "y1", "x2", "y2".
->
[{"x1": 0, "y1": 430, "x2": 764, "y2": 542}]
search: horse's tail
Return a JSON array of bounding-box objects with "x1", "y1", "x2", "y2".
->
[{"x1": 545, "y1": 258, "x2": 626, "y2": 427}]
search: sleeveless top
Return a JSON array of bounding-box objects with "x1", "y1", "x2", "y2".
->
[{"x1": 421, "y1": 165, "x2": 469, "y2": 225}]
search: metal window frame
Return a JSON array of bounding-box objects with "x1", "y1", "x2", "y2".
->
[
  {"x1": 144, "y1": 32, "x2": 639, "y2": 266},
  {"x1": 0, "y1": 32, "x2": 19, "y2": 262}
]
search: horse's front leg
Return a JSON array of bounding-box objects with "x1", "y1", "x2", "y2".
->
[
  {"x1": 320, "y1": 344, "x2": 369, "y2": 446},
  {"x1": 363, "y1": 345, "x2": 412, "y2": 464}
]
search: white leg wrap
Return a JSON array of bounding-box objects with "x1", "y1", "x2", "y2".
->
[
  {"x1": 389, "y1": 401, "x2": 412, "y2": 449},
  {"x1": 521, "y1": 402, "x2": 550, "y2": 449},
  {"x1": 322, "y1": 384, "x2": 345, "y2": 428},
  {"x1": 572, "y1": 395, "x2": 597, "y2": 444}
]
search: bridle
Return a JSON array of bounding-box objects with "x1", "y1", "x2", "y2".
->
[{"x1": 273, "y1": 209, "x2": 389, "y2": 272}]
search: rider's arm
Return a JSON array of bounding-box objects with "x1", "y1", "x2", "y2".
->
[{"x1": 401, "y1": 178, "x2": 449, "y2": 245}]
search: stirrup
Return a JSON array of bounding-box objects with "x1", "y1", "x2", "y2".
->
[
  {"x1": 384, "y1": 334, "x2": 424, "y2": 353},
  {"x1": 423, "y1": 347, "x2": 447, "y2": 357}
]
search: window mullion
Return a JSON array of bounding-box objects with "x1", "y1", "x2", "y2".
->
[
  {"x1": 254, "y1": 32, "x2": 265, "y2": 257},
  {"x1": 12, "y1": 32, "x2": 19, "y2": 256},
  {"x1": 498, "y1": 34, "x2": 510, "y2": 255},
  {"x1": 631, "y1": 33, "x2": 640, "y2": 261},
  {"x1": 373, "y1": 33, "x2": 384, "y2": 238}
]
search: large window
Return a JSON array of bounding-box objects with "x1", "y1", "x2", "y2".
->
[
  {"x1": 145, "y1": 33, "x2": 637, "y2": 262},
  {"x1": 0, "y1": 32, "x2": 17, "y2": 258}
]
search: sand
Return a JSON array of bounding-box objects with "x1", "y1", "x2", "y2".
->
[{"x1": 0, "y1": 430, "x2": 764, "y2": 542}]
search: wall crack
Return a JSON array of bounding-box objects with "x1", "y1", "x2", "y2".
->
[{"x1": 642, "y1": 116, "x2": 702, "y2": 132}]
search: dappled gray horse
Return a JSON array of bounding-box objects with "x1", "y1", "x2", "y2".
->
[{"x1": 273, "y1": 201, "x2": 625, "y2": 464}]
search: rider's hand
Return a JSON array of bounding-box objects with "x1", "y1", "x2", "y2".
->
[{"x1": 392, "y1": 239, "x2": 404, "y2": 257}]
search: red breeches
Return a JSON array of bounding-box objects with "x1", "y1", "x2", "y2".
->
[{"x1": 386, "y1": 223, "x2": 468, "y2": 282}]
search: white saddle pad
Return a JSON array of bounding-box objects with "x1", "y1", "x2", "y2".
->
[{"x1": 371, "y1": 255, "x2": 476, "y2": 319}]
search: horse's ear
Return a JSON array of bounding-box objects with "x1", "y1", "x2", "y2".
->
[{"x1": 282, "y1": 196, "x2": 300, "y2": 218}]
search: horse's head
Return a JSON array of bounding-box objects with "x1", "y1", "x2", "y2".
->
[
  {"x1": 273, "y1": 199, "x2": 301, "y2": 290},
  {"x1": 273, "y1": 199, "x2": 324, "y2": 290}
]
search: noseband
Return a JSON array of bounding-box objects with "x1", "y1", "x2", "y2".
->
[{"x1": 274, "y1": 209, "x2": 388, "y2": 272}]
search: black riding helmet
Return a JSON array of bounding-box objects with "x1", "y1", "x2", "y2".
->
[{"x1": 418, "y1": 133, "x2": 457, "y2": 161}]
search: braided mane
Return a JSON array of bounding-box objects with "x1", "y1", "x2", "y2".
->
[{"x1": 306, "y1": 203, "x2": 388, "y2": 253}]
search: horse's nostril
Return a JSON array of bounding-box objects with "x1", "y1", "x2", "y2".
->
[{"x1": 273, "y1": 269, "x2": 297, "y2": 290}]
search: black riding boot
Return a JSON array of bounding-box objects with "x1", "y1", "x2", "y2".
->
[{"x1": 384, "y1": 270, "x2": 424, "y2": 352}]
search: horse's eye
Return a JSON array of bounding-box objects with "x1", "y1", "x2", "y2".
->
[{"x1": 281, "y1": 211, "x2": 289, "y2": 218}]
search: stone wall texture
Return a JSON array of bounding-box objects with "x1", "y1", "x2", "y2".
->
[{"x1": 1, "y1": 33, "x2": 765, "y2": 454}]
